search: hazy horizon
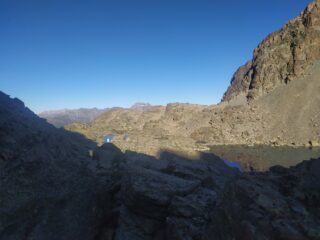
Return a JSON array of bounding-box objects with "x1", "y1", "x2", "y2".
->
[{"x1": 0, "y1": 0, "x2": 311, "y2": 113}]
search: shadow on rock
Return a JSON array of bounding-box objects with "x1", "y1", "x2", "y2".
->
[{"x1": 1, "y1": 90, "x2": 320, "y2": 240}]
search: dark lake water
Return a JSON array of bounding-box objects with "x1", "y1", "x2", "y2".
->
[{"x1": 209, "y1": 145, "x2": 320, "y2": 171}]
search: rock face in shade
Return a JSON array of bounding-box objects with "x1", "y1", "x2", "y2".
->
[
  {"x1": 0, "y1": 91, "x2": 240, "y2": 240},
  {"x1": 1, "y1": 90, "x2": 320, "y2": 239},
  {"x1": 206, "y1": 159, "x2": 320, "y2": 240},
  {"x1": 92, "y1": 148, "x2": 239, "y2": 240},
  {"x1": 222, "y1": 0, "x2": 320, "y2": 102},
  {"x1": 0, "y1": 91, "x2": 102, "y2": 240}
]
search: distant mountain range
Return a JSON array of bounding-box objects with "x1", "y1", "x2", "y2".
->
[
  {"x1": 39, "y1": 102, "x2": 154, "y2": 127},
  {"x1": 130, "y1": 102, "x2": 153, "y2": 111},
  {"x1": 38, "y1": 108, "x2": 111, "y2": 127}
]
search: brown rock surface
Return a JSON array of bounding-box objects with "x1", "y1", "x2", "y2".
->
[{"x1": 223, "y1": 0, "x2": 320, "y2": 102}]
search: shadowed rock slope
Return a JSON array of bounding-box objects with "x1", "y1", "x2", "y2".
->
[
  {"x1": 0, "y1": 91, "x2": 103, "y2": 240},
  {"x1": 1, "y1": 90, "x2": 320, "y2": 239},
  {"x1": 207, "y1": 159, "x2": 320, "y2": 240},
  {"x1": 0, "y1": 91, "x2": 239, "y2": 239}
]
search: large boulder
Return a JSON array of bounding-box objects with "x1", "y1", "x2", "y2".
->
[{"x1": 206, "y1": 158, "x2": 320, "y2": 240}]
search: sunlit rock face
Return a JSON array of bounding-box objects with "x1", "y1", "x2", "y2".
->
[{"x1": 222, "y1": 0, "x2": 320, "y2": 102}]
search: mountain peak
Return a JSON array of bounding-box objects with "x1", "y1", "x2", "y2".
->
[
  {"x1": 222, "y1": 0, "x2": 320, "y2": 103},
  {"x1": 130, "y1": 102, "x2": 152, "y2": 110}
]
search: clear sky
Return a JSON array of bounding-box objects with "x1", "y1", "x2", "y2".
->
[{"x1": 0, "y1": 0, "x2": 311, "y2": 113}]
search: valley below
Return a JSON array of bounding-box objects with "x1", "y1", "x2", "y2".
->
[
  {"x1": 62, "y1": 3, "x2": 320, "y2": 171},
  {"x1": 63, "y1": 61, "x2": 320, "y2": 170}
]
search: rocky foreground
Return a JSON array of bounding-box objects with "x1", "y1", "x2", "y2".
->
[{"x1": 1, "y1": 90, "x2": 320, "y2": 240}]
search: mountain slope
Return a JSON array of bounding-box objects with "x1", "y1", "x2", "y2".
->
[
  {"x1": 254, "y1": 61, "x2": 320, "y2": 145},
  {"x1": 0, "y1": 91, "x2": 103, "y2": 240},
  {"x1": 222, "y1": 0, "x2": 320, "y2": 102}
]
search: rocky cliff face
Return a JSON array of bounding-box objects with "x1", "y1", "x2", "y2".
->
[{"x1": 222, "y1": 0, "x2": 320, "y2": 102}]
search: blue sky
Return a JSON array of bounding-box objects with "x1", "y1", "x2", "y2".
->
[{"x1": 0, "y1": 0, "x2": 311, "y2": 113}]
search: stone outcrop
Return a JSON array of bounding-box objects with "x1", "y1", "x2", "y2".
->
[
  {"x1": 222, "y1": 0, "x2": 320, "y2": 102},
  {"x1": 207, "y1": 158, "x2": 320, "y2": 240}
]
